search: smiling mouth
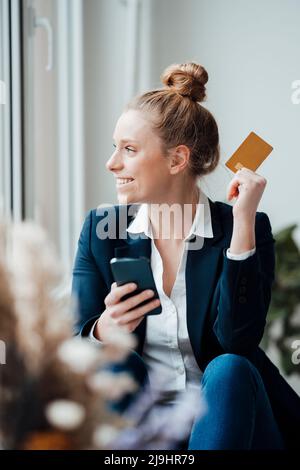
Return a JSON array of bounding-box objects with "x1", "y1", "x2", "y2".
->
[{"x1": 116, "y1": 178, "x2": 135, "y2": 188}]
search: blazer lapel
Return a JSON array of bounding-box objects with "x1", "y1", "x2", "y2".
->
[
  {"x1": 186, "y1": 199, "x2": 224, "y2": 364},
  {"x1": 114, "y1": 235, "x2": 151, "y2": 260},
  {"x1": 114, "y1": 204, "x2": 151, "y2": 259}
]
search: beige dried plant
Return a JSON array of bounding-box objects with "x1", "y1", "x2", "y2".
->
[{"x1": 0, "y1": 218, "x2": 203, "y2": 450}]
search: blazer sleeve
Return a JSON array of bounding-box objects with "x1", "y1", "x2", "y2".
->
[
  {"x1": 71, "y1": 210, "x2": 108, "y2": 336},
  {"x1": 213, "y1": 212, "x2": 275, "y2": 354}
]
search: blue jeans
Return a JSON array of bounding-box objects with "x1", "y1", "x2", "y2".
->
[{"x1": 106, "y1": 352, "x2": 285, "y2": 450}]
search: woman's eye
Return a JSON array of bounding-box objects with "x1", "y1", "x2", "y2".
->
[{"x1": 112, "y1": 144, "x2": 135, "y2": 153}]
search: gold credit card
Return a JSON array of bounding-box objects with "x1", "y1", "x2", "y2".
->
[{"x1": 225, "y1": 132, "x2": 273, "y2": 173}]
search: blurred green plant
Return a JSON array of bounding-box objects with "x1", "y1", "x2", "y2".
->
[{"x1": 262, "y1": 224, "x2": 300, "y2": 376}]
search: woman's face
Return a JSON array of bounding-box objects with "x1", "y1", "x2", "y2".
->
[{"x1": 106, "y1": 109, "x2": 172, "y2": 204}]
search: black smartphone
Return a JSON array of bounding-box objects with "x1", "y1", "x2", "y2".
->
[{"x1": 110, "y1": 257, "x2": 162, "y2": 315}]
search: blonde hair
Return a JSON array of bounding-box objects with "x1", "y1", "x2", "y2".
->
[{"x1": 126, "y1": 62, "x2": 220, "y2": 177}]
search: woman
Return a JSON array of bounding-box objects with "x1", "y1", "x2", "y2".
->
[{"x1": 72, "y1": 62, "x2": 300, "y2": 449}]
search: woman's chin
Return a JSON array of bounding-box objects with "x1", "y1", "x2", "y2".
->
[{"x1": 117, "y1": 193, "x2": 137, "y2": 205}]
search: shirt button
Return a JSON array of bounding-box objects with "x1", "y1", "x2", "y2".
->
[
  {"x1": 238, "y1": 296, "x2": 247, "y2": 304},
  {"x1": 178, "y1": 366, "x2": 185, "y2": 374}
]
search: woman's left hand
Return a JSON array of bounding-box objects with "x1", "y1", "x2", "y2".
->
[{"x1": 226, "y1": 167, "x2": 267, "y2": 221}]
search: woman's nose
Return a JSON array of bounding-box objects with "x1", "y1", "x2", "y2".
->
[{"x1": 106, "y1": 151, "x2": 123, "y2": 172}]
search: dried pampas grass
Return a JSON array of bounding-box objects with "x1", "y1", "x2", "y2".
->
[{"x1": 0, "y1": 218, "x2": 204, "y2": 450}]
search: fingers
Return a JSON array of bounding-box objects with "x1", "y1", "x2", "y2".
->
[
  {"x1": 124, "y1": 316, "x2": 144, "y2": 334},
  {"x1": 227, "y1": 179, "x2": 240, "y2": 201},
  {"x1": 235, "y1": 167, "x2": 266, "y2": 182},
  {"x1": 105, "y1": 282, "x2": 137, "y2": 306},
  {"x1": 111, "y1": 289, "x2": 157, "y2": 318},
  {"x1": 234, "y1": 168, "x2": 267, "y2": 187},
  {"x1": 104, "y1": 282, "x2": 161, "y2": 335},
  {"x1": 226, "y1": 168, "x2": 267, "y2": 201},
  {"x1": 113, "y1": 297, "x2": 161, "y2": 326},
  {"x1": 227, "y1": 173, "x2": 242, "y2": 200},
  {"x1": 120, "y1": 289, "x2": 156, "y2": 314}
]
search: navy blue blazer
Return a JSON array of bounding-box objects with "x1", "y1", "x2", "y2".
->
[{"x1": 72, "y1": 199, "x2": 300, "y2": 449}]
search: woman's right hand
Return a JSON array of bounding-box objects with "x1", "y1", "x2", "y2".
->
[{"x1": 94, "y1": 282, "x2": 161, "y2": 341}]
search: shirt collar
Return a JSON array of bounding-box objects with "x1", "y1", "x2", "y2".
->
[{"x1": 126, "y1": 188, "x2": 214, "y2": 240}]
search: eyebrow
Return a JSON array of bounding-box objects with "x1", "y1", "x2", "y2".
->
[{"x1": 113, "y1": 137, "x2": 139, "y2": 144}]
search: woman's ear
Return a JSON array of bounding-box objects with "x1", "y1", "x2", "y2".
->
[{"x1": 169, "y1": 145, "x2": 190, "y2": 175}]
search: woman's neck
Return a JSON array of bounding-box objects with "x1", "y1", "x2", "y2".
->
[{"x1": 148, "y1": 184, "x2": 200, "y2": 241}]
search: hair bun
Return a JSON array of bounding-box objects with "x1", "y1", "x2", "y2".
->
[{"x1": 161, "y1": 62, "x2": 208, "y2": 102}]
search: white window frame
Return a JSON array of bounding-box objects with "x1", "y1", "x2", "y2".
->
[{"x1": 0, "y1": 0, "x2": 23, "y2": 222}]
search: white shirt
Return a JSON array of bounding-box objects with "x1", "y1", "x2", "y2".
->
[{"x1": 90, "y1": 190, "x2": 256, "y2": 405}]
